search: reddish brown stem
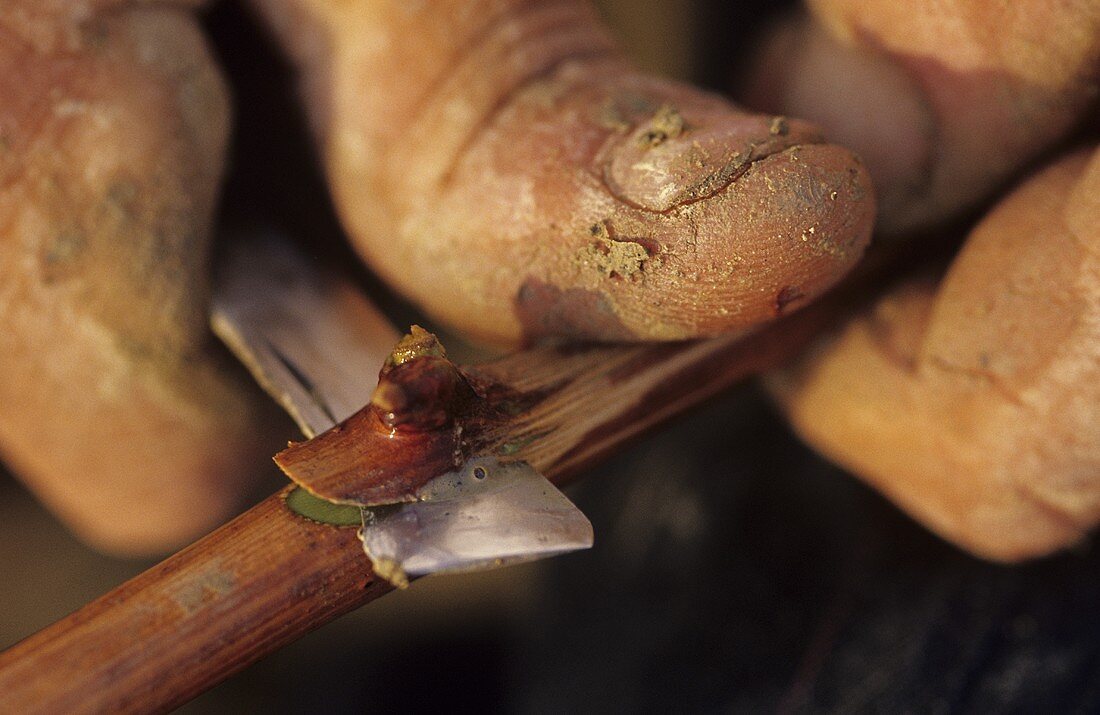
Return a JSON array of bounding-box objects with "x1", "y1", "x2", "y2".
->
[
  {"x1": 276, "y1": 286, "x2": 845, "y2": 509},
  {"x1": 0, "y1": 283, "x2": 860, "y2": 713},
  {"x1": 0, "y1": 489, "x2": 390, "y2": 714}
]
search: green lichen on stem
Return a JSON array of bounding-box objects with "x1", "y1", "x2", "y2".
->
[
  {"x1": 497, "y1": 433, "x2": 542, "y2": 455},
  {"x1": 284, "y1": 487, "x2": 362, "y2": 526}
]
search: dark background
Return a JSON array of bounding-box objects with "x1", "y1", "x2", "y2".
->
[{"x1": 3, "y1": 0, "x2": 1100, "y2": 712}]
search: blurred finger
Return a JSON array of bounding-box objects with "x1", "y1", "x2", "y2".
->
[
  {"x1": 0, "y1": 1, "x2": 282, "y2": 553},
  {"x1": 769, "y1": 146, "x2": 1100, "y2": 561},
  {"x1": 741, "y1": 0, "x2": 1100, "y2": 233}
]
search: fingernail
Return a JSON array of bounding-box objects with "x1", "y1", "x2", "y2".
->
[{"x1": 600, "y1": 101, "x2": 821, "y2": 212}]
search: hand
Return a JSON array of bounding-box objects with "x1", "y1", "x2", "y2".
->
[
  {"x1": 742, "y1": 0, "x2": 1100, "y2": 560},
  {"x1": 2, "y1": 0, "x2": 1094, "y2": 563},
  {"x1": 0, "y1": 0, "x2": 877, "y2": 553}
]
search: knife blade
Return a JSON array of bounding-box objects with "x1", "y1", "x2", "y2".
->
[{"x1": 211, "y1": 233, "x2": 593, "y2": 586}]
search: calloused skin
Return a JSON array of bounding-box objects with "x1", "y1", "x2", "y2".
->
[{"x1": 0, "y1": 0, "x2": 1097, "y2": 557}]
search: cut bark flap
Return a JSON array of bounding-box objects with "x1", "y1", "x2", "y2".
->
[
  {"x1": 274, "y1": 328, "x2": 526, "y2": 506},
  {"x1": 275, "y1": 404, "x2": 460, "y2": 506}
]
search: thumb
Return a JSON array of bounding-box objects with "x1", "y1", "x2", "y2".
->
[{"x1": 247, "y1": 0, "x2": 875, "y2": 345}]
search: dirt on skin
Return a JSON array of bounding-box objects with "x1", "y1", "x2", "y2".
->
[
  {"x1": 575, "y1": 221, "x2": 651, "y2": 278},
  {"x1": 638, "y1": 104, "x2": 685, "y2": 147},
  {"x1": 514, "y1": 278, "x2": 638, "y2": 343}
]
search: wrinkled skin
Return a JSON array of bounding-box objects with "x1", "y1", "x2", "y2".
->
[{"x1": 0, "y1": 0, "x2": 1097, "y2": 558}]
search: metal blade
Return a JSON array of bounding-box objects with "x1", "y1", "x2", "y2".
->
[
  {"x1": 361, "y1": 457, "x2": 594, "y2": 588},
  {"x1": 211, "y1": 234, "x2": 397, "y2": 437},
  {"x1": 211, "y1": 233, "x2": 594, "y2": 585}
]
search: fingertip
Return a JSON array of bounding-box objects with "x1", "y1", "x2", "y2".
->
[
  {"x1": 695, "y1": 141, "x2": 876, "y2": 330},
  {"x1": 600, "y1": 139, "x2": 875, "y2": 340}
]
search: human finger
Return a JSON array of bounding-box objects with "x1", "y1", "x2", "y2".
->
[
  {"x1": 740, "y1": 0, "x2": 1100, "y2": 233},
  {"x1": 0, "y1": 0, "x2": 281, "y2": 554},
  {"x1": 769, "y1": 146, "x2": 1100, "y2": 561},
  {"x1": 246, "y1": 0, "x2": 875, "y2": 344}
]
